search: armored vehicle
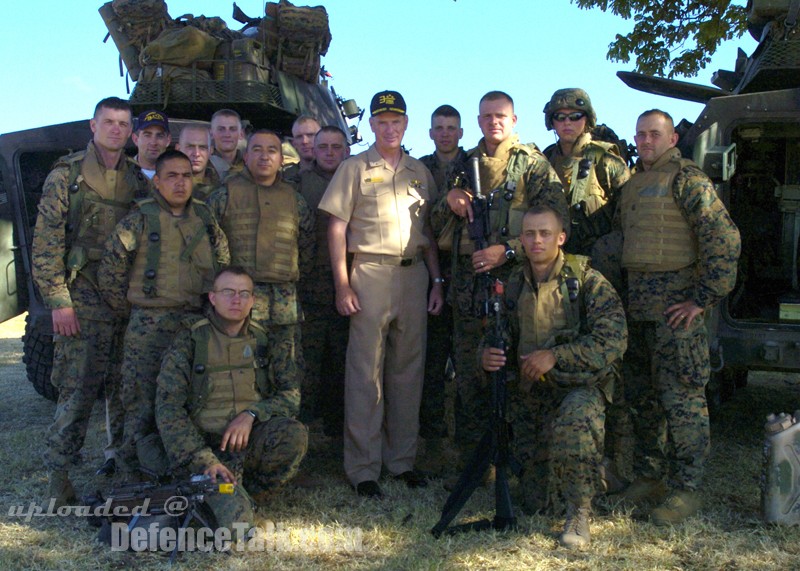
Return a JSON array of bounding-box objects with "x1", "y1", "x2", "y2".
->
[
  {"x1": 618, "y1": 0, "x2": 800, "y2": 404},
  {"x1": 0, "y1": 1, "x2": 360, "y2": 400}
]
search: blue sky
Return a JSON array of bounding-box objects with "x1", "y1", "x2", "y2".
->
[{"x1": 3, "y1": 0, "x2": 756, "y2": 156}]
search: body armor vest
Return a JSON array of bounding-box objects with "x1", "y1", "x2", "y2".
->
[
  {"x1": 456, "y1": 138, "x2": 535, "y2": 255},
  {"x1": 621, "y1": 150, "x2": 698, "y2": 272},
  {"x1": 127, "y1": 198, "x2": 217, "y2": 308},
  {"x1": 63, "y1": 144, "x2": 147, "y2": 262},
  {"x1": 222, "y1": 175, "x2": 300, "y2": 282},
  {"x1": 514, "y1": 254, "x2": 587, "y2": 357},
  {"x1": 189, "y1": 319, "x2": 269, "y2": 434},
  {"x1": 551, "y1": 138, "x2": 614, "y2": 216}
]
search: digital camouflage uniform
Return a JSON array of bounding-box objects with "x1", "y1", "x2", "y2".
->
[
  {"x1": 493, "y1": 253, "x2": 627, "y2": 513},
  {"x1": 429, "y1": 134, "x2": 567, "y2": 460},
  {"x1": 544, "y1": 132, "x2": 633, "y2": 481},
  {"x1": 618, "y1": 148, "x2": 740, "y2": 492},
  {"x1": 98, "y1": 192, "x2": 230, "y2": 475},
  {"x1": 209, "y1": 149, "x2": 245, "y2": 182},
  {"x1": 417, "y1": 148, "x2": 469, "y2": 441},
  {"x1": 155, "y1": 311, "x2": 307, "y2": 529},
  {"x1": 191, "y1": 164, "x2": 222, "y2": 202},
  {"x1": 208, "y1": 168, "x2": 315, "y2": 410},
  {"x1": 33, "y1": 141, "x2": 150, "y2": 471},
  {"x1": 297, "y1": 164, "x2": 348, "y2": 430}
]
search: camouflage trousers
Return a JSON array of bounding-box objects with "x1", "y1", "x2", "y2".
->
[
  {"x1": 120, "y1": 306, "x2": 194, "y2": 474},
  {"x1": 44, "y1": 317, "x2": 126, "y2": 471},
  {"x1": 300, "y1": 304, "x2": 348, "y2": 432},
  {"x1": 624, "y1": 320, "x2": 711, "y2": 491},
  {"x1": 451, "y1": 311, "x2": 492, "y2": 460},
  {"x1": 203, "y1": 416, "x2": 308, "y2": 529},
  {"x1": 420, "y1": 302, "x2": 453, "y2": 440},
  {"x1": 512, "y1": 383, "x2": 606, "y2": 512}
]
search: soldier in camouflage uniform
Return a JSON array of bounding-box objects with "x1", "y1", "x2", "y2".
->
[
  {"x1": 209, "y1": 109, "x2": 245, "y2": 181},
  {"x1": 482, "y1": 205, "x2": 627, "y2": 548},
  {"x1": 417, "y1": 104, "x2": 468, "y2": 473},
  {"x1": 297, "y1": 126, "x2": 350, "y2": 430},
  {"x1": 176, "y1": 123, "x2": 220, "y2": 201},
  {"x1": 33, "y1": 97, "x2": 150, "y2": 506},
  {"x1": 430, "y1": 91, "x2": 567, "y2": 465},
  {"x1": 98, "y1": 150, "x2": 230, "y2": 478},
  {"x1": 208, "y1": 130, "x2": 315, "y2": 421},
  {"x1": 614, "y1": 110, "x2": 741, "y2": 525},
  {"x1": 156, "y1": 266, "x2": 307, "y2": 529},
  {"x1": 542, "y1": 88, "x2": 633, "y2": 491}
]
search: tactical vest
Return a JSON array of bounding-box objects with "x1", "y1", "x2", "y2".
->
[
  {"x1": 127, "y1": 198, "x2": 218, "y2": 308},
  {"x1": 455, "y1": 141, "x2": 536, "y2": 256},
  {"x1": 188, "y1": 319, "x2": 270, "y2": 434},
  {"x1": 62, "y1": 146, "x2": 148, "y2": 271},
  {"x1": 621, "y1": 151, "x2": 698, "y2": 272},
  {"x1": 222, "y1": 175, "x2": 300, "y2": 283},
  {"x1": 507, "y1": 254, "x2": 587, "y2": 356},
  {"x1": 503, "y1": 254, "x2": 615, "y2": 395},
  {"x1": 557, "y1": 140, "x2": 615, "y2": 215}
]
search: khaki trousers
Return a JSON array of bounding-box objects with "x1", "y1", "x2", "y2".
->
[{"x1": 344, "y1": 258, "x2": 428, "y2": 485}]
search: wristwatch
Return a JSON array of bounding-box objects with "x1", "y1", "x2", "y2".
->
[
  {"x1": 244, "y1": 409, "x2": 258, "y2": 420},
  {"x1": 503, "y1": 242, "x2": 516, "y2": 261}
]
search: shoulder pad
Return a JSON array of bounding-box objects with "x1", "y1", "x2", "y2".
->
[
  {"x1": 135, "y1": 196, "x2": 156, "y2": 206},
  {"x1": 585, "y1": 140, "x2": 617, "y2": 155},
  {"x1": 53, "y1": 150, "x2": 87, "y2": 169},
  {"x1": 189, "y1": 317, "x2": 211, "y2": 332},
  {"x1": 514, "y1": 142, "x2": 540, "y2": 155},
  {"x1": 563, "y1": 254, "x2": 591, "y2": 277},
  {"x1": 190, "y1": 197, "x2": 210, "y2": 209},
  {"x1": 248, "y1": 320, "x2": 267, "y2": 336}
]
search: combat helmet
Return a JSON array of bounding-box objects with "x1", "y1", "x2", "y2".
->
[{"x1": 544, "y1": 88, "x2": 596, "y2": 130}]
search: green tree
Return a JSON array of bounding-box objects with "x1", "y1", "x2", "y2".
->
[{"x1": 571, "y1": 0, "x2": 749, "y2": 78}]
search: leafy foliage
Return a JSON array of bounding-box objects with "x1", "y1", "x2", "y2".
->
[{"x1": 571, "y1": 0, "x2": 749, "y2": 77}]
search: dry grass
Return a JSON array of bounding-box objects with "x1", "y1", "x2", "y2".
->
[{"x1": 0, "y1": 313, "x2": 799, "y2": 570}]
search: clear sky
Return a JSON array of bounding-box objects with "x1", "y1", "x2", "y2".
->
[{"x1": 2, "y1": 0, "x2": 756, "y2": 157}]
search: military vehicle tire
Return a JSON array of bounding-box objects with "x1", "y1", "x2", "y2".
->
[{"x1": 22, "y1": 314, "x2": 57, "y2": 402}]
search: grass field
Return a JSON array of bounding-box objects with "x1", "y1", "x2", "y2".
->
[{"x1": 1, "y1": 313, "x2": 799, "y2": 570}]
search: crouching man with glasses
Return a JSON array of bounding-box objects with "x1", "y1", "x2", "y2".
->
[{"x1": 155, "y1": 265, "x2": 308, "y2": 530}]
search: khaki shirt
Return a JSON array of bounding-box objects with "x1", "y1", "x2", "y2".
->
[{"x1": 318, "y1": 145, "x2": 436, "y2": 256}]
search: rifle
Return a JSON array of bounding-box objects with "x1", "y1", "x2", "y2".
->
[
  {"x1": 83, "y1": 474, "x2": 234, "y2": 562},
  {"x1": 431, "y1": 278, "x2": 520, "y2": 536},
  {"x1": 465, "y1": 156, "x2": 501, "y2": 318}
]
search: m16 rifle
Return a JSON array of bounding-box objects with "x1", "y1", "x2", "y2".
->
[{"x1": 431, "y1": 157, "x2": 520, "y2": 537}]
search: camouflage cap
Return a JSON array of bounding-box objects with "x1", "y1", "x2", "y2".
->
[{"x1": 543, "y1": 89, "x2": 596, "y2": 131}]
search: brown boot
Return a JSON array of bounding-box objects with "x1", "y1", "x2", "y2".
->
[
  {"x1": 650, "y1": 490, "x2": 701, "y2": 526},
  {"x1": 612, "y1": 477, "x2": 667, "y2": 508},
  {"x1": 559, "y1": 503, "x2": 591, "y2": 549},
  {"x1": 48, "y1": 471, "x2": 76, "y2": 508}
]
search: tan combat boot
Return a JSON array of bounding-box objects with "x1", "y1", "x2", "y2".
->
[
  {"x1": 650, "y1": 490, "x2": 702, "y2": 526},
  {"x1": 612, "y1": 477, "x2": 667, "y2": 508},
  {"x1": 559, "y1": 503, "x2": 591, "y2": 549},
  {"x1": 48, "y1": 471, "x2": 76, "y2": 508}
]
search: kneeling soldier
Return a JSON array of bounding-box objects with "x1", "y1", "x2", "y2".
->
[
  {"x1": 482, "y1": 205, "x2": 627, "y2": 548},
  {"x1": 155, "y1": 267, "x2": 308, "y2": 526}
]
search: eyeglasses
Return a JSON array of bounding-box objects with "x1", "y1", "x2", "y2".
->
[
  {"x1": 215, "y1": 288, "x2": 253, "y2": 300},
  {"x1": 552, "y1": 111, "x2": 586, "y2": 123}
]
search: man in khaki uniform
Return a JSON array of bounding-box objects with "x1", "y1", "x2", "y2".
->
[{"x1": 319, "y1": 90, "x2": 444, "y2": 498}]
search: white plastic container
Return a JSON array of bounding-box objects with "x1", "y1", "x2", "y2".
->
[{"x1": 761, "y1": 411, "x2": 800, "y2": 525}]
